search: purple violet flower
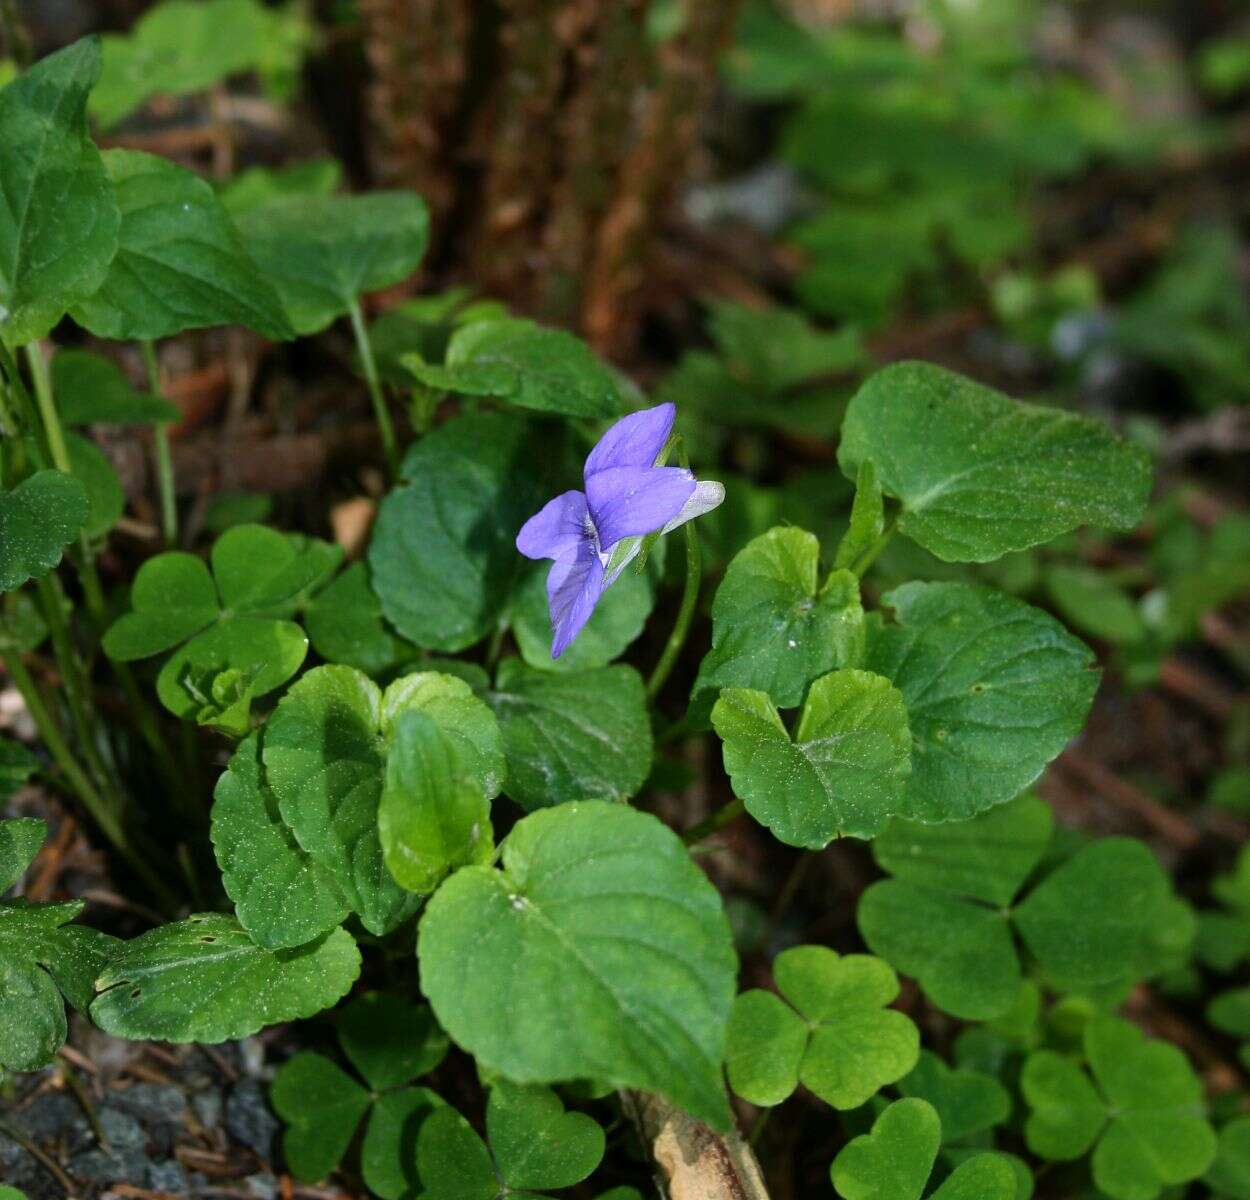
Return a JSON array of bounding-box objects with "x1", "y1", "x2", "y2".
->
[{"x1": 517, "y1": 403, "x2": 724, "y2": 658}]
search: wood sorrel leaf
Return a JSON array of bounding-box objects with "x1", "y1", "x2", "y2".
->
[
  {"x1": 71, "y1": 149, "x2": 294, "y2": 341},
  {"x1": 235, "y1": 192, "x2": 430, "y2": 335},
  {"x1": 0, "y1": 471, "x2": 88, "y2": 594},
  {"x1": 51, "y1": 349, "x2": 179, "y2": 425},
  {"x1": 102, "y1": 551, "x2": 220, "y2": 661},
  {"x1": 415, "y1": 1107, "x2": 499, "y2": 1200},
  {"x1": 211, "y1": 733, "x2": 349, "y2": 950},
  {"x1": 404, "y1": 316, "x2": 623, "y2": 419},
  {"x1": 212, "y1": 523, "x2": 341, "y2": 616},
  {"x1": 487, "y1": 659, "x2": 651, "y2": 811},
  {"x1": 868, "y1": 582, "x2": 1098, "y2": 823},
  {"x1": 369, "y1": 412, "x2": 549, "y2": 653},
  {"x1": 713, "y1": 668, "x2": 911, "y2": 848},
  {"x1": 304, "y1": 562, "x2": 402, "y2": 676},
  {"x1": 338, "y1": 991, "x2": 449, "y2": 1091},
  {"x1": 271, "y1": 1051, "x2": 371, "y2": 1183},
  {"x1": 486, "y1": 1082, "x2": 606, "y2": 1192},
  {"x1": 726, "y1": 945, "x2": 918, "y2": 1109},
  {"x1": 0, "y1": 39, "x2": 121, "y2": 349},
  {"x1": 361, "y1": 1087, "x2": 445, "y2": 1200},
  {"x1": 91, "y1": 914, "x2": 360, "y2": 1043},
  {"x1": 691, "y1": 527, "x2": 865, "y2": 725},
  {"x1": 897, "y1": 1050, "x2": 1011, "y2": 1141},
  {"x1": 838, "y1": 361, "x2": 1153, "y2": 562},
  {"x1": 378, "y1": 710, "x2": 494, "y2": 895},
  {"x1": 418, "y1": 801, "x2": 737, "y2": 1129},
  {"x1": 1205, "y1": 1116, "x2": 1250, "y2": 1199}
]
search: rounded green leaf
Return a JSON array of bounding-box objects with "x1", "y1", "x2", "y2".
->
[
  {"x1": 103, "y1": 551, "x2": 220, "y2": 661},
  {"x1": 1045, "y1": 564, "x2": 1147, "y2": 645},
  {"x1": 91, "y1": 914, "x2": 360, "y2": 1042},
  {"x1": 831, "y1": 1098, "x2": 941, "y2": 1200},
  {"x1": 212, "y1": 524, "x2": 341, "y2": 615},
  {"x1": 897, "y1": 1050, "x2": 1011, "y2": 1142},
  {"x1": 691, "y1": 529, "x2": 864, "y2": 725},
  {"x1": 0, "y1": 39, "x2": 121, "y2": 348},
  {"x1": 71, "y1": 148, "x2": 293, "y2": 341},
  {"x1": 930, "y1": 1155, "x2": 1018, "y2": 1200},
  {"x1": 1209, "y1": 987, "x2": 1250, "y2": 1038},
  {"x1": 369, "y1": 412, "x2": 549, "y2": 652},
  {"x1": 0, "y1": 817, "x2": 45, "y2": 893},
  {"x1": 271, "y1": 1051, "x2": 371, "y2": 1183},
  {"x1": 51, "y1": 349, "x2": 178, "y2": 425},
  {"x1": 868, "y1": 582, "x2": 1099, "y2": 823},
  {"x1": 65, "y1": 431, "x2": 124, "y2": 539},
  {"x1": 339, "y1": 991, "x2": 448, "y2": 1090},
  {"x1": 0, "y1": 471, "x2": 89, "y2": 594},
  {"x1": 487, "y1": 1082, "x2": 605, "y2": 1191},
  {"x1": 488, "y1": 660, "x2": 652, "y2": 810},
  {"x1": 304, "y1": 561, "x2": 401, "y2": 676},
  {"x1": 1206, "y1": 1116, "x2": 1250, "y2": 1200},
  {"x1": 361, "y1": 1087, "x2": 444, "y2": 1200},
  {"x1": 726, "y1": 989, "x2": 807, "y2": 1107},
  {"x1": 416, "y1": 1106, "x2": 498, "y2": 1200},
  {"x1": 418, "y1": 801, "x2": 737, "y2": 1129},
  {"x1": 1021, "y1": 1050, "x2": 1106, "y2": 1161},
  {"x1": 838, "y1": 362, "x2": 1153, "y2": 562},
  {"x1": 210, "y1": 733, "x2": 349, "y2": 950},
  {"x1": 713, "y1": 668, "x2": 911, "y2": 847}
]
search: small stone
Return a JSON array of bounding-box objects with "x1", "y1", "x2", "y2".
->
[
  {"x1": 68, "y1": 1145, "x2": 149, "y2": 1185},
  {"x1": 146, "y1": 1158, "x2": 192, "y2": 1193},
  {"x1": 242, "y1": 1172, "x2": 279, "y2": 1200},
  {"x1": 225, "y1": 1079, "x2": 278, "y2": 1160},
  {"x1": 112, "y1": 1082, "x2": 188, "y2": 1128},
  {"x1": 13, "y1": 1092, "x2": 85, "y2": 1141},
  {"x1": 192, "y1": 1087, "x2": 224, "y2": 1130}
]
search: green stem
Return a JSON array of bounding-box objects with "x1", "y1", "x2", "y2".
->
[
  {"x1": 682, "y1": 796, "x2": 745, "y2": 845},
  {"x1": 646, "y1": 516, "x2": 702, "y2": 703},
  {"x1": 140, "y1": 341, "x2": 179, "y2": 546},
  {"x1": 0, "y1": 0, "x2": 32, "y2": 67},
  {"x1": 24, "y1": 343, "x2": 71, "y2": 471},
  {"x1": 851, "y1": 515, "x2": 898, "y2": 579},
  {"x1": 349, "y1": 298, "x2": 400, "y2": 479}
]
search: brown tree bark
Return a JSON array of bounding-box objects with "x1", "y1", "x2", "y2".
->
[{"x1": 359, "y1": 0, "x2": 743, "y2": 356}]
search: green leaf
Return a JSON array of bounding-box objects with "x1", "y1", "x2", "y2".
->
[
  {"x1": 897, "y1": 1050, "x2": 1011, "y2": 1141},
  {"x1": 0, "y1": 471, "x2": 89, "y2": 593},
  {"x1": 487, "y1": 1082, "x2": 605, "y2": 1191},
  {"x1": 211, "y1": 733, "x2": 349, "y2": 950},
  {"x1": 0, "y1": 747, "x2": 39, "y2": 807},
  {"x1": 0, "y1": 39, "x2": 120, "y2": 348},
  {"x1": 212, "y1": 523, "x2": 341, "y2": 616},
  {"x1": 103, "y1": 551, "x2": 220, "y2": 660},
  {"x1": 406, "y1": 317, "x2": 622, "y2": 419},
  {"x1": 830, "y1": 1098, "x2": 941, "y2": 1200},
  {"x1": 378, "y1": 710, "x2": 493, "y2": 895},
  {"x1": 51, "y1": 349, "x2": 179, "y2": 425},
  {"x1": 304, "y1": 562, "x2": 401, "y2": 676},
  {"x1": 1044, "y1": 564, "x2": 1147, "y2": 645},
  {"x1": 691, "y1": 528, "x2": 865, "y2": 724},
  {"x1": 71, "y1": 149, "x2": 293, "y2": 341},
  {"x1": 838, "y1": 362, "x2": 1153, "y2": 561},
  {"x1": 91, "y1": 914, "x2": 360, "y2": 1042},
  {"x1": 487, "y1": 660, "x2": 651, "y2": 811},
  {"x1": 835, "y1": 460, "x2": 885, "y2": 572},
  {"x1": 369, "y1": 412, "x2": 549, "y2": 652},
  {"x1": 339, "y1": 991, "x2": 448, "y2": 1090},
  {"x1": 0, "y1": 818, "x2": 43, "y2": 891},
  {"x1": 217, "y1": 158, "x2": 343, "y2": 216},
  {"x1": 868, "y1": 582, "x2": 1098, "y2": 822},
  {"x1": 1022, "y1": 1015, "x2": 1215, "y2": 1200},
  {"x1": 235, "y1": 192, "x2": 429, "y2": 334},
  {"x1": 930, "y1": 1156, "x2": 1019, "y2": 1200},
  {"x1": 271, "y1": 1051, "x2": 371, "y2": 1182},
  {"x1": 419, "y1": 801, "x2": 737, "y2": 1129},
  {"x1": 726, "y1": 945, "x2": 918, "y2": 1109},
  {"x1": 416, "y1": 1107, "x2": 499, "y2": 1200},
  {"x1": 262, "y1": 667, "x2": 416, "y2": 936},
  {"x1": 361, "y1": 1087, "x2": 444, "y2": 1200},
  {"x1": 64, "y1": 431, "x2": 124, "y2": 539},
  {"x1": 712, "y1": 668, "x2": 911, "y2": 847},
  {"x1": 1209, "y1": 987, "x2": 1250, "y2": 1038},
  {"x1": 1206, "y1": 1116, "x2": 1250, "y2": 1199}
]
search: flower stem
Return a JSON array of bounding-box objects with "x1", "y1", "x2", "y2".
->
[
  {"x1": 140, "y1": 341, "x2": 178, "y2": 547},
  {"x1": 682, "y1": 796, "x2": 744, "y2": 845},
  {"x1": 349, "y1": 298, "x2": 400, "y2": 480},
  {"x1": 850, "y1": 514, "x2": 898, "y2": 579},
  {"x1": 646, "y1": 517, "x2": 702, "y2": 704}
]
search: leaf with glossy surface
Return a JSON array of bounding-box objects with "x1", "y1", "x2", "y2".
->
[
  {"x1": 0, "y1": 471, "x2": 88, "y2": 594},
  {"x1": 71, "y1": 149, "x2": 292, "y2": 341},
  {"x1": 691, "y1": 528, "x2": 864, "y2": 725},
  {"x1": 838, "y1": 362, "x2": 1153, "y2": 561},
  {"x1": 0, "y1": 817, "x2": 43, "y2": 891},
  {"x1": 868, "y1": 582, "x2": 1098, "y2": 822},
  {"x1": 0, "y1": 39, "x2": 120, "y2": 348},
  {"x1": 91, "y1": 914, "x2": 360, "y2": 1042},
  {"x1": 418, "y1": 801, "x2": 737, "y2": 1128},
  {"x1": 713, "y1": 668, "x2": 911, "y2": 847},
  {"x1": 488, "y1": 660, "x2": 651, "y2": 810}
]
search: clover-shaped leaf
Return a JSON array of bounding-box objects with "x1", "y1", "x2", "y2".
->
[
  {"x1": 419, "y1": 801, "x2": 737, "y2": 1129},
  {"x1": 1197, "y1": 845, "x2": 1250, "y2": 973},
  {"x1": 861, "y1": 800, "x2": 1182, "y2": 1019},
  {"x1": 304, "y1": 561, "x2": 403, "y2": 677},
  {"x1": 51, "y1": 349, "x2": 179, "y2": 426},
  {"x1": 1207, "y1": 1116, "x2": 1250, "y2": 1200},
  {"x1": 90, "y1": 914, "x2": 360, "y2": 1043},
  {"x1": 690, "y1": 527, "x2": 865, "y2": 726},
  {"x1": 867, "y1": 582, "x2": 1099, "y2": 823},
  {"x1": 1208, "y1": 986, "x2": 1250, "y2": 1039},
  {"x1": 0, "y1": 38, "x2": 120, "y2": 349},
  {"x1": 726, "y1": 945, "x2": 918, "y2": 1108},
  {"x1": 830, "y1": 1098, "x2": 1017, "y2": 1200},
  {"x1": 713, "y1": 667, "x2": 912, "y2": 848},
  {"x1": 102, "y1": 552, "x2": 220, "y2": 660},
  {"x1": 0, "y1": 819, "x2": 117, "y2": 1071},
  {"x1": 70, "y1": 148, "x2": 293, "y2": 341},
  {"x1": 1022, "y1": 1015, "x2": 1215, "y2": 1200},
  {"x1": 404, "y1": 316, "x2": 622, "y2": 419},
  {"x1": 415, "y1": 1083, "x2": 605, "y2": 1200},
  {"x1": 487, "y1": 659, "x2": 651, "y2": 811},
  {"x1": 0, "y1": 471, "x2": 89, "y2": 594},
  {"x1": 272, "y1": 991, "x2": 448, "y2": 1197},
  {"x1": 838, "y1": 362, "x2": 1153, "y2": 562},
  {"x1": 897, "y1": 1050, "x2": 1011, "y2": 1142}
]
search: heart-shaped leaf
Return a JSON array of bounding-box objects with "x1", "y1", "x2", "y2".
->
[
  {"x1": 713, "y1": 668, "x2": 912, "y2": 847},
  {"x1": 271, "y1": 1051, "x2": 371, "y2": 1183},
  {"x1": 91, "y1": 914, "x2": 360, "y2": 1043},
  {"x1": 691, "y1": 528, "x2": 864, "y2": 725},
  {"x1": 1206, "y1": 1116, "x2": 1250, "y2": 1200},
  {"x1": 419, "y1": 801, "x2": 737, "y2": 1129},
  {"x1": 0, "y1": 39, "x2": 120, "y2": 348},
  {"x1": 304, "y1": 561, "x2": 402, "y2": 676},
  {"x1": 338, "y1": 991, "x2": 449, "y2": 1091},
  {"x1": 0, "y1": 471, "x2": 89, "y2": 594},
  {"x1": 71, "y1": 149, "x2": 293, "y2": 341},
  {"x1": 830, "y1": 1098, "x2": 941, "y2": 1200},
  {"x1": 838, "y1": 361, "x2": 1153, "y2": 562},
  {"x1": 487, "y1": 1082, "x2": 606, "y2": 1191},
  {"x1": 103, "y1": 551, "x2": 220, "y2": 661},
  {"x1": 897, "y1": 1050, "x2": 1011, "y2": 1141},
  {"x1": 212, "y1": 523, "x2": 341, "y2": 616}
]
